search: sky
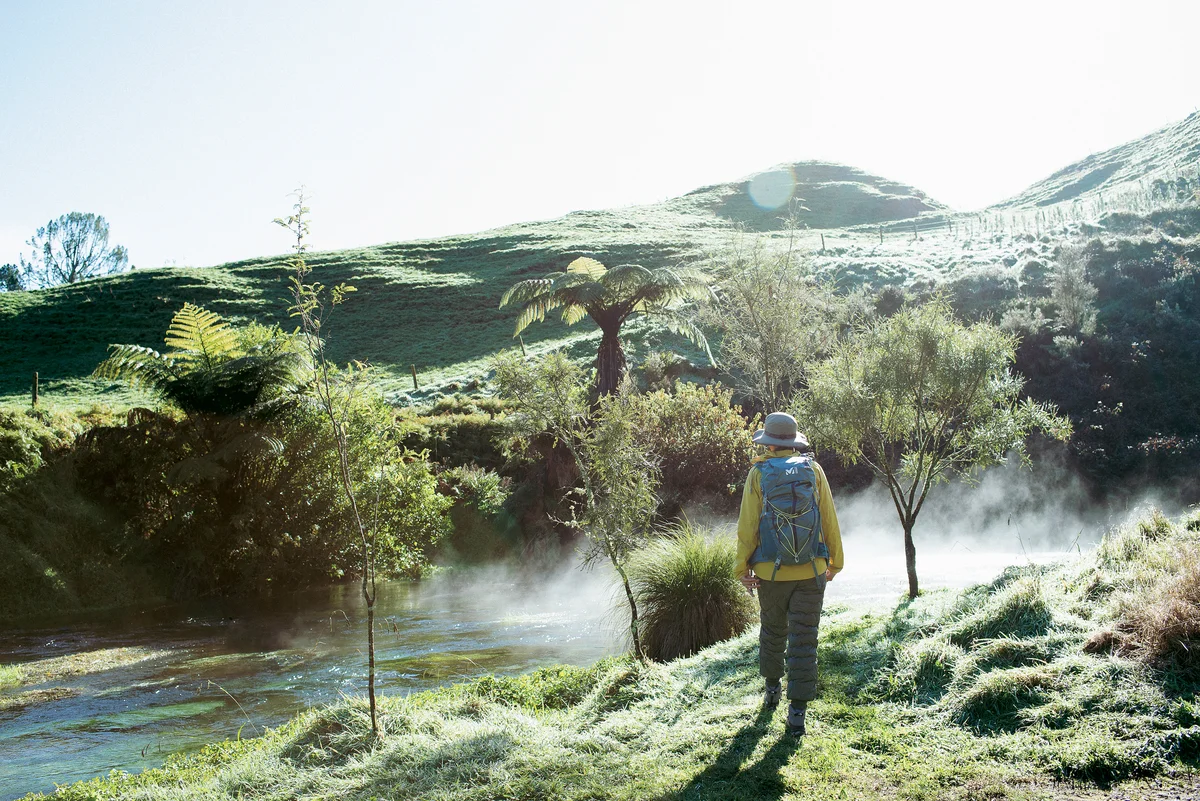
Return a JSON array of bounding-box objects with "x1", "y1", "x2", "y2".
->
[{"x1": 1, "y1": 0, "x2": 1198, "y2": 270}]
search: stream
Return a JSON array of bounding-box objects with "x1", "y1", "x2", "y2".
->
[{"x1": 0, "y1": 542, "x2": 1078, "y2": 800}]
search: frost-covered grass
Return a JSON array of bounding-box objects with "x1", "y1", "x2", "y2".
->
[{"x1": 30, "y1": 508, "x2": 1200, "y2": 801}]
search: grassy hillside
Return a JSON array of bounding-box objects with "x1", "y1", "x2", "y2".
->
[
  {"x1": 0, "y1": 162, "x2": 946, "y2": 408},
  {"x1": 29, "y1": 508, "x2": 1200, "y2": 800},
  {"x1": 995, "y1": 110, "x2": 1200, "y2": 210}
]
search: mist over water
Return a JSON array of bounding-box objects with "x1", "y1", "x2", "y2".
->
[
  {"x1": 2, "y1": 458, "x2": 1186, "y2": 799},
  {"x1": 693, "y1": 456, "x2": 1187, "y2": 608}
]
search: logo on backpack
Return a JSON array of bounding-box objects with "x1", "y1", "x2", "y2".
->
[{"x1": 751, "y1": 455, "x2": 828, "y2": 580}]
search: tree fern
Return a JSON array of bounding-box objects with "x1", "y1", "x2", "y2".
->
[
  {"x1": 95, "y1": 305, "x2": 301, "y2": 416},
  {"x1": 500, "y1": 257, "x2": 715, "y2": 394}
]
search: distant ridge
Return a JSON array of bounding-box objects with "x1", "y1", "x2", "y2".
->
[
  {"x1": 995, "y1": 110, "x2": 1200, "y2": 209},
  {"x1": 669, "y1": 161, "x2": 946, "y2": 230}
]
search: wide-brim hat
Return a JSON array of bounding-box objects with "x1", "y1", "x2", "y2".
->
[{"x1": 752, "y1": 412, "x2": 810, "y2": 449}]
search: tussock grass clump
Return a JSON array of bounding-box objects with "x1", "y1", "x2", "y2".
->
[
  {"x1": 1111, "y1": 542, "x2": 1200, "y2": 679},
  {"x1": 0, "y1": 664, "x2": 23, "y2": 691},
  {"x1": 625, "y1": 525, "x2": 755, "y2": 662},
  {"x1": 947, "y1": 576, "x2": 1054, "y2": 647},
  {"x1": 952, "y1": 663, "x2": 1061, "y2": 733},
  {"x1": 876, "y1": 636, "x2": 964, "y2": 704}
]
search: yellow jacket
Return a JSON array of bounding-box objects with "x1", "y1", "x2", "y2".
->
[{"x1": 734, "y1": 449, "x2": 844, "y2": 581}]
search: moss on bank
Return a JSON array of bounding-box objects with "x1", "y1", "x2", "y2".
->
[{"x1": 24, "y1": 509, "x2": 1200, "y2": 800}]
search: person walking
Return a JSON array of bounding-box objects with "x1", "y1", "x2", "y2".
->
[{"x1": 735, "y1": 412, "x2": 843, "y2": 736}]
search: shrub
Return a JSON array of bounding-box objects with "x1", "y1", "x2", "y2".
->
[
  {"x1": 0, "y1": 408, "x2": 87, "y2": 492},
  {"x1": 441, "y1": 464, "x2": 510, "y2": 517},
  {"x1": 625, "y1": 524, "x2": 755, "y2": 662},
  {"x1": 398, "y1": 411, "x2": 508, "y2": 470},
  {"x1": 626, "y1": 383, "x2": 757, "y2": 514}
]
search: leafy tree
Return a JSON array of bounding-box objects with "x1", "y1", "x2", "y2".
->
[
  {"x1": 1050, "y1": 244, "x2": 1098, "y2": 334},
  {"x1": 493, "y1": 351, "x2": 658, "y2": 660},
  {"x1": 702, "y1": 235, "x2": 844, "y2": 413},
  {"x1": 0, "y1": 264, "x2": 22, "y2": 292},
  {"x1": 20, "y1": 212, "x2": 128, "y2": 288},
  {"x1": 94, "y1": 304, "x2": 302, "y2": 417},
  {"x1": 796, "y1": 301, "x2": 1071, "y2": 598},
  {"x1": 500, "y1": 257, "x2": 714, "y2": 395}
]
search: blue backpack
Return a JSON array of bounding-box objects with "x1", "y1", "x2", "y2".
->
[{"x1": 752, "y1": 455, "x2": 828, "y2": 580}]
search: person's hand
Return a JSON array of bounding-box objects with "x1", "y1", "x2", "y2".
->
[
  {"x1": 825, "y1": 568, "x2": 835, "y2": 582},
  {"x1": 739, "y1": 573, "x2": 761, "y2": 595}
]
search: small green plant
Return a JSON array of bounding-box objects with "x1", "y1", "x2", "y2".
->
[
  {"x1": 625, "y1": 523, "x2": 755, "y2": 662},
  {"x1": 0, "y1": 664, "x2": 22, "y2": 691}
]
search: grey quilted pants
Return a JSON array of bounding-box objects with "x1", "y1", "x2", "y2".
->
[{"x1": 757, "y1": 574, "x2": 826, "y2": 702}]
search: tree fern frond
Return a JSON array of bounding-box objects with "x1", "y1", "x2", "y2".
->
[
  {"x1": 566, "y1": 256, "x2": 607, "y2": 280},
  {"x1": 93, "y1": 344, "x2": 178, "y2": 391},
  {"x1": 562, "y1": 304, "x2": 589, "y2": 326},
  {"x1": 514, "y1": 296, "x2": 564, "y2": 336},
  {"x1": 657, "y1": 310, "x2": 717, "y2": 367},
  {"x1": 500, "y1": 277, "x2": 559, "y2": 307},
  {"x1": 165, "y1": 303, "x2": 239, "y2": 370}
]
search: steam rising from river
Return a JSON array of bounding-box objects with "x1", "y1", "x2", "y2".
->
[{"x1": 685, "y1": 454, "x2": 1188, "y2": 607}]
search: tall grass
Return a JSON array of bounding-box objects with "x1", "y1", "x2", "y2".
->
[
  {"x1": 625, "y1": 523, "x2": 755, "y2": 662},
  {"x1": 0, "y1": 664, "x2": 21, "y2": 691}
]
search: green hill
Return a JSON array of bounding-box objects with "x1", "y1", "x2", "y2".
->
[
  {"x1": 0, "y1": 162, "x2": 944, "y2": 406},
  {"x1": 994, "y1": 110, "x2": 1200, "y2": 210}
]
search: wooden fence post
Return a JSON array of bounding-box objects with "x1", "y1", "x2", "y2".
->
[
  {"x1": 410, "y1": 365, "x2": 419, "y2": 391},
  {"x1": 32, "y1": 372, "x2": 38, "y2": 408},
  {"x1": 819, "y1": 233, "x2": 825, "y2": 252},
  {"x1": 519, "y1": 335, "x2": 527, "y2": 357}
]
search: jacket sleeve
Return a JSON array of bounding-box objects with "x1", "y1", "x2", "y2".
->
[
  {"x1": 734, "y1": 467, "x2": 762, "y2": 577},
  {"x1": 814, "y1": 461, "x2": 843, "y2": 576}
]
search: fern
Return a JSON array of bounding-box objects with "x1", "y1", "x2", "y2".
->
[
  {"x1": 499, "y1": 257, "x2": 715, "y2": 394},
  {"x1": 163, "y1": 303, "x2": 239, "y2": 369},
  {"x1": 94, "y1": 304, "x2": 301, "y2": 416}
]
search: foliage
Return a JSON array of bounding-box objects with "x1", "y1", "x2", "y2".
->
[
  {"x1": 0, "y1": 263, "x2": 22, "y2": 292},
  {"x1": 625, "y1": 523, "x2": 755, "y2": 662},
  {"x1": 624, "y1": 382, "x2": 757, "y2": 513},
  {"x1": 19, "y1": 211, "x2": 128, "y2": 288},
  {"x1": 441, "y1": 464, "x2": 510, "y2": 517},
  {"x1": 1050, "y1": 244, "x2": 1098, "y2": 333},
  {"x1": 500, "y1": 256, "x2": 715, "y2": 395},
  {"x1": 397, "y1": 407, "x2": 508, "y2": 470},
  {"x1": 94, "y1": 304, "x2": 303, "y2": 417},
  {"x1": 64, "y1": 396, "x2": 448, "y2": 598},
  {"x1": 703, "y1": 234, "x2": 845, "y2": 412},
  {"x1": 493, "y1": 350, "x2": 658, "y2": 659},
  {"x1": 796, "y1": 300, "x2": 1071, "y2": 597},
  {"x1": 0, "y1": 407, "x2": 87, "y2": 492}
]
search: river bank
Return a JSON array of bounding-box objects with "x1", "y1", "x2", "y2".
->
[{"x1": 12, "y1": 508, "x2": 1200, "y2": 801}]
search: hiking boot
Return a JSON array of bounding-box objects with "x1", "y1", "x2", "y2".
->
[
  {"x1": 763, "y1": 682, "x2": 782, "y2": 709},
  {"x1": 786, "y1": 702, "x2": 807, "y2": 736}
]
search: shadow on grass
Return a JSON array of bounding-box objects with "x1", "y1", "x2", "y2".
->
[{"x1": 659, "y1": 705, "x2": 796, "y2": 800}]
